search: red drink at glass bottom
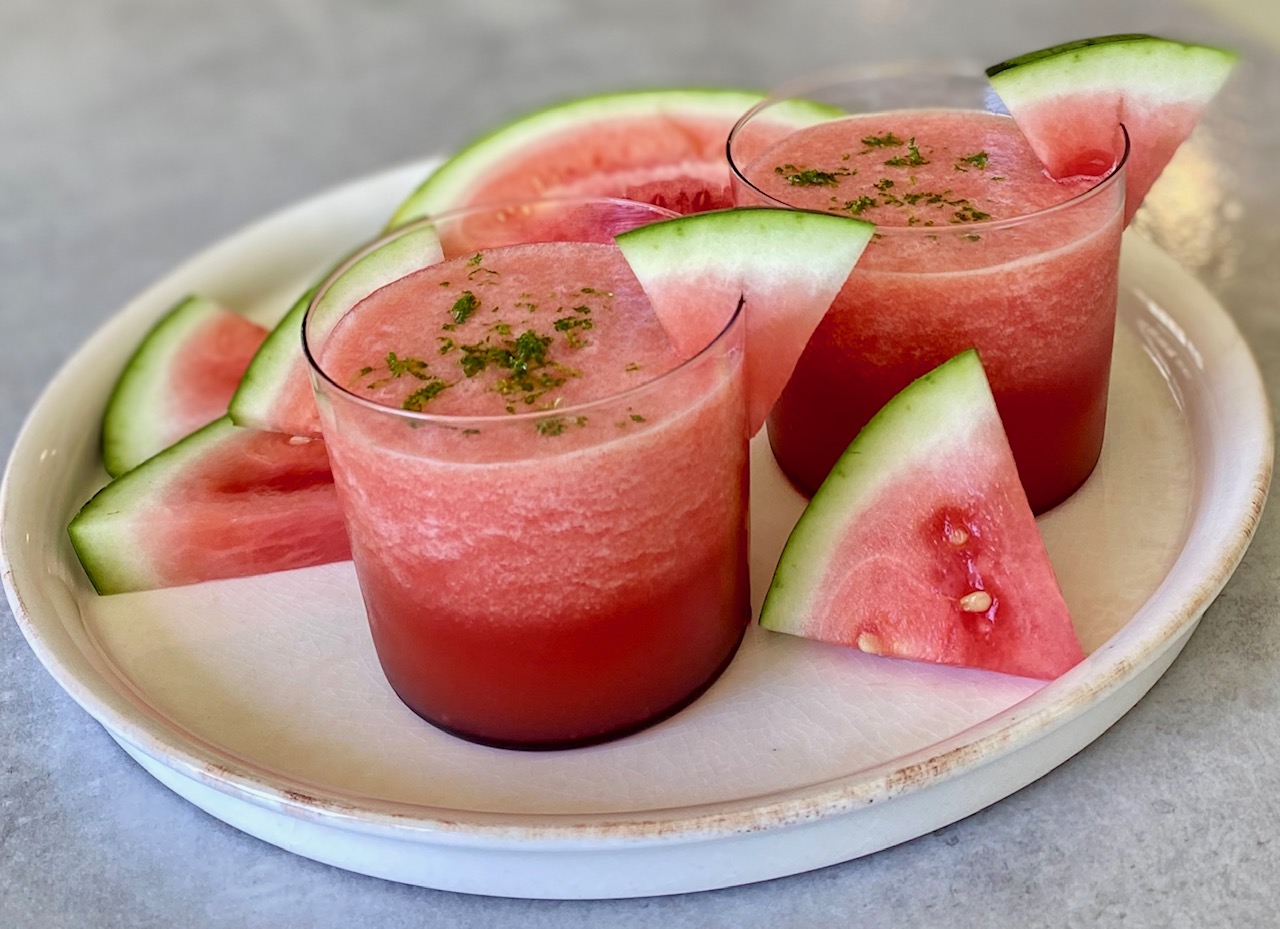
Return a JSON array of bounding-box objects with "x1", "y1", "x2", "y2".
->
[
  {"x1": 733, "y1": 107, "x2": 1125, "y2": 513},
  {"x1": 312, "y1": 234, "x2": 749, "y2": 749}
]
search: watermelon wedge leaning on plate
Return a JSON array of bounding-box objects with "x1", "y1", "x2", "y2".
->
[
  {"x1": 760, "y1": 350, "x2": 1085, "y2": 681},
  {"x1": 228, "y1": 224, "x2": 444, "y2": 438},
  {"x1": 986, "y1": 33, "x2": 1238, "y2": 225},
  {"x1": 387, "y1": 88, "x2": 838, "y2": 228},
  {"x1": 69, "y1": 416, "x2": 350, "y2": 594},
  {"x1": 102, "y1": 295, "x2": 267, "y2": 477}
]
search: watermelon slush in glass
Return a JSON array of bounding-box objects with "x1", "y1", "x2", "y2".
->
[
  {"x1": 303, "y1": 198, "x2": 749, "y2": 750},
  {"x1": 727, "y1": 65, "x2": 1128, "y2": 513}
]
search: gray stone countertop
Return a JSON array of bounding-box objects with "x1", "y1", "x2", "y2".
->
[{"x1": 3, "y1": 1, "x2": 1277, "y2": 926}]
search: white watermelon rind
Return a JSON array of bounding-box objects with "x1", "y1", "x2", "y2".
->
[
  {"x1": 225, "y1": 286, "x2": 318, "y2": 432},
  {"x1": 228, "y1": 223, "x2": 444, "y2": 434},
  {"x1": 386, "y1": 88, "x2": 843, "y2": 230},
  {"x1": 759, "y1": 350, "x2": 992, "y2": 632},
  {"x1": 986, "y1": 34, "x2": 1238, "y2": 102},
  {"x1": 616, "y1": 206, "x2": 874, "y2": 433},
  {"x1": 101, "y1": 295, "x2": 233, "y2": 478},
  {"x1": 616, "y1": 206, "x2": 874, "y2": 303},
  {"x1": 71, "y1": 416, "x2": 242, "y2": 594}
]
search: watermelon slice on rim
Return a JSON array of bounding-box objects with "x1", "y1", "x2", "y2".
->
[
  {"x1": 69, "y1": 416, "x2": 349, "y2": 594},
  {"x1": 228, "y1": 223, "x2": 443, "y2": 437},
  {"x1": 760, "y1": 350, "x2": 1084, "y2": 680},
  {"x1": 616, "y1": 207, "x2": 874, "y2": 435},
  {"x1": 986, "y1": 34, "x2": 1238, "y2": 225},
  {"x1": 102, "y1": 295, "x2": 267, "y2": 477},
  {"x1": 386, "y1": 89, "x2": 838, "y2": 229}
]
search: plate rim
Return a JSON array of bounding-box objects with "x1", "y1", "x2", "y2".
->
[{"x1": 2, "y1": 157, "x2": 1273, "y2": 849}]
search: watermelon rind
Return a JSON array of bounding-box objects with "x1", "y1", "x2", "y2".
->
[
  {"x1": 102, "y1": 295, "x2": 232, "y2": 477},
  {"x1": 228, "y1": 223, "x2": 444, "y2": 435},
  {"x1": 616, "y1": 207, "x2": 873, "y2": 433},
  {"x1": 386, "y1": 88, "x2": 842, "y2": 230},
  {"x1": 985, "y1": 33, "x2": 1237, "y2": 221},
  {"x1": 986, "y1": 34, "x2": 1237, "y2": 89},
  {"x1": 73, "y1": 416, "x2": 239, "y2": 594},
  {"x1": 758, "y1": 348, "x2": 1082, "y2": 679},
  {"x1": 69, "y1": 415, "x2": 346, "y2": 594},
  {"x1": 760, "y1": 351, "x2": 993, "y2": 631}
]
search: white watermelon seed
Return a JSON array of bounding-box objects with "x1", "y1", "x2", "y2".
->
[
  {"x1": 856, "y1": 633, "x2": 884, "y2": 655},
  {"x1": 960, "y1": 590, "x2": 992, "y2": 612}
]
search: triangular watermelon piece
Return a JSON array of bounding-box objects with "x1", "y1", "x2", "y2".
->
[
  {"x1": 986, "y1": 34, "x2": 1238, "y2": 225},
  {"x1": 102, "y1": 295, "x2": 267, "y2": 477},
  {"x1": 70, "y1": 416, "x2": 349, "y2": 594},
  {"x1": 387, "y1": 89, "x2": 838, "y2": 229},
  {"x1": 760, "y1": 350, "x2": 1084, "y2": 680},
  {"x1": 228, "y1": 223, "x2": 443, "y2": 437},
  {"x1": 616, "y1": 207, "x2": 873, "y2": 435}
]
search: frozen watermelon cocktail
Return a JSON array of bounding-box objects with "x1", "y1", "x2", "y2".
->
[
  {"x1": 303, "y1": 198, "x2": 750, "y2": 750},
  {"x1": 728, "y1": 64, "x2": 1128, "y2": 513}
]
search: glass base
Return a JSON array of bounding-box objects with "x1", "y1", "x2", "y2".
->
[{"x1": 392, "y1": 622, "x2": 749, "y2": 752}]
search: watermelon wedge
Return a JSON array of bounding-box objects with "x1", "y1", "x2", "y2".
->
[
  {"x1": 986, "y1": 34, "x2": 1238, "y2": 225},
  {"x1": 759, "y1": 350, "x2": 1084, "y2": 680},
  {"x1": 386, "y1": 89, "x2": 838, "y2": 229},
  {"x1": 228, "y1": 223, "x2": 443, "y2": 437},
  {"x1": 69, "y1": 416, "x2": 349, "y2": 594},
  {"x1": 616, "y1": 208, "x2": 873, "y2": 435},
  {"x1": 102, "y1": 295, "x2": 267, "y2": 477}
]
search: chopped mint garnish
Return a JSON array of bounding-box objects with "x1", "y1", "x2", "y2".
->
[
  {"x1": 401, "y1": 379, "x2": 448, "y2": 411},
  {"x1": 884, "y1": 137, "x2": 928, "y2": 167},
  {"x1": 774, "y1": 163, "x2": 854, "y2": 187},
  {"x1": 861, "y1": 132, "x2": 904, "y2": 148},
  {"x1": 450, "y1": 291, "x2": 480, "y2": 324}
]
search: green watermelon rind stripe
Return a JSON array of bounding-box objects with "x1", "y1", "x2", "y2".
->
[
  {"x1": 758, "y1": 350, "x2": 993, "y2": 633},
  {"x1": 616, "y1": 206, "x2": 873, "y2": 294},
  {"x1": 227, "y1": 286, "x2": 317, "y2": 431},
  {"x1": 386, "y1": 88, "x2": 842, "y2": 230},
  {"x1": 228, "y1": 224, "x2": 444, "y2": 433},
  {"x1": 986, "y1": 34, "x2": 1238, "y2": 102},
  {"x1": 101, "y1": 295, "x2": 228, "y2": 477},
  {"x1": 70, "y1": 416, "x2": 241, "y2": 594}
]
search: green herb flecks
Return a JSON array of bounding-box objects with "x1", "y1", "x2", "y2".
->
[
  {"x1": 833, "y1": 195, "x2": 878, "y2": 216},
  {"x1": 774, "y1": 163, "x2": 854, "y2": 187},
  {"x1": 951, "y1": 203, "x2": 991, "y2": 223},
  {"x1": 401, "y1": 378, "x2": 449, "y2": 411},
  {"x1": 883, "y1": 137, "x2": 929, "y2": 168},
  {"x1": 955, "y1": 151, "x2": 989, "y2": 171},
  {"x1": 450, "y1": 291, "x2": 480, "y2": 325},
  {"x1": 860, "y1": 132, "x2": 905, "y2": 149},
  {"x1": 536, "y1": 415, "x2": 587, "y2": 437},
  {"x1": 553, "y1": 315, "x2": 594, "y2": 332},
  {"x1": 457, "y1": 328, "x2": 578, "y2": 407}
]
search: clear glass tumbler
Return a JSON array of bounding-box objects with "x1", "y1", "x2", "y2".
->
[
  {"x1": 728, "y1": 63, "x2": 1128, "y2": 513},
  {"x1": 303, "y1": 197, "x2": 749, "y2": 750}
]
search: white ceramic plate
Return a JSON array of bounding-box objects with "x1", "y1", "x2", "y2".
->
[{"x1": 2, "y1": 159, "x2": 1272, "y2": 900}]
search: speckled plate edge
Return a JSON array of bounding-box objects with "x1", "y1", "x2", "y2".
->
[{"x1": 2, "y1": 158, "x2": 1272, "y2": 898}]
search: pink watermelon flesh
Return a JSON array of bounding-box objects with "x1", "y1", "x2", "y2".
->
[
  {"x1": 616, "y1": 208, "x2": 873, "y2": 435},
  {"x1": 987, "y1": 35, "x2": 1238, "y2": 226},
  {"x1": 168, "y1": 313, "x2": 268, "y2": 446},
  {"x1": 1000, "y1": 92, "x2": 1204, "y2": 226},
  {"x1": 761, "y1": 351, "x2": 1084, "y2": 680},
  {"x1": 426, "y1": 117, "x2": 739, "y2": 217},
  {"x1": 70, "y1": 417, "x2": 349, "y2": 593}
]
